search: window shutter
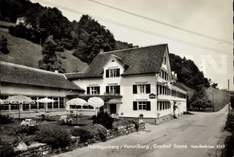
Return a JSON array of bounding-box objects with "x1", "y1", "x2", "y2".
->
[
  {"x1": 87, "y1": 87, "x2": 90, "y2": 94},
  {"x1": 106, "y1": 70, "x2": 109, "y2": 77},
  {"x1": 147, "y1": 102, "x2": 151, "y2": 111},
  {"x1": 133, "y1": 101, "x2": 137, "y2": 110},
  {"x1": 133, "y1": 85, "x2": 137, "y2": 94},
  {"x1": 106, "y1": 86, "x2": 109, "y2": 94},
  {"x1": 117, "y1": 69, "x2": 120, "y2": 76},
  {"x1": 116, "y1": 86, "x2": 120, "y2": 94},
  {"x1": 146, "y1": 84, "x2": 151, "y2": 93},
  {"x1": 97, "y1": 87, "x2": 100, "y2": 94}
]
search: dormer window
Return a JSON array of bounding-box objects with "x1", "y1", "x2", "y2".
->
[
  {"x1": 106, "y1": 68, "x2": 120, "y2": 78},
  {"x1": 159, "y1": 70, "x2": 169, "y2": 81}
]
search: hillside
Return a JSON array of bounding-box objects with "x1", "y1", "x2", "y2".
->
[{"x1": 0, "y1": 28, "x2": 88, "y2": 73}]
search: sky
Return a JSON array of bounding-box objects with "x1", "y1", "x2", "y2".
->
[{"x1": 32, "y1": 0, "x2": 233, "y2": 90}]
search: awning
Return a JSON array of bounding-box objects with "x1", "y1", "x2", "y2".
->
[{"x1": 106, "y1": 99, "x2": 122, "y2": 104}]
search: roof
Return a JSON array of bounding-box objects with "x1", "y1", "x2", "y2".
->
[
  {"x1": 0, "y1": 61, "x2": 84, "y2": 91},
  {"x1": 173, "y1": 82, "x2": 192, "y2": 92},
  {"x1": 66, "y1": 44, "x2": 168, "y2": 80}
]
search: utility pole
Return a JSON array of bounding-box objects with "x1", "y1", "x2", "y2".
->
[{"x1": 228, "y1": 79, "x2": 230, "y2": 115}]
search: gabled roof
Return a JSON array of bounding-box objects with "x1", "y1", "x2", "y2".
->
[
  {"x1": 66, "y1": 44, "x2": 168, "y2": 80},
  {"x1": 0, "y1": 62, "x2": 84, "y2": 91}
]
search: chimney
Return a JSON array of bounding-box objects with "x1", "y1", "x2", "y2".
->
[{"x1": 100, "y1": 49, "x2": 104, "y2": 54}]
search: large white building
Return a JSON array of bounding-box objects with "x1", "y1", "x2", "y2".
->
[
  {"x1": 0, "y1": 62, "x2": 84, "y2": 118},
  {"x1": 66, "y1": 44, "x2": 187, "y2": 123}
]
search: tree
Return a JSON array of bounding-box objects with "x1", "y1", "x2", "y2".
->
[
  {"x1": 38, "y1": 36, "x2": 65, "y2": 73},
  {"x1": 0, "y1": 35, "x2": 9, "y2": 54},
  {"x1": 73, "y1": 15, "x2": 116, "y2": 64}
]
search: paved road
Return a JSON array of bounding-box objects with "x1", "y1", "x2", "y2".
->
[{"x1": 54, "y1": 106, "x2": 229, "y2": 157}]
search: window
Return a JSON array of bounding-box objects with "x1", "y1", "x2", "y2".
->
[
  {"x1": 133, "y1": 84, "x2": 150, "y2": 94},
  {"x1": 106, "y1": 85, "x2": 120, "y2": 94},
  {"x1": 0, "y1": 104, "x2": 9, "y2": 110},
  {"x1": 87, "y1": 86, "x2": 100, "y2": 95},
  {"x1": 39, "y1": 103, "x2": 44, "y2": 109},
  {"x1": 106, "y1": 68, "x2": 120, "y2": 78},
  {"x1": 31, "y1": 103, "x2": 37, "y2": 109},
  {"x1": 23, "y1": 104, "x2": 29, "y2": 111},
  {"x1": 133, "y1": 101, "x2": 151, "y2": 111},
  {"x1": 157, "y1": 85, "x2": 170, "y2": 95},
  {"x1": 11, "y1": 104, "x2": 19, "y2": 110},
  {"x1": 53, "y1": 98, "x2": 58, "y2": 108},
  {"x1": 59, "y1": 97, "x2": 65, "y2": 108},
  {"x1": 157, "y1": 101, "x2": 171, "y2": 111},
  {"x1": 159, "y1": 70, "x2": 169, "y2": 80}
]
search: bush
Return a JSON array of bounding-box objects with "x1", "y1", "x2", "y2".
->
[
  {"x1": 71, "y1": 124, "x2": 108, "y2": 143},
  {"x1": 71, "y1": 127, "x2": 94, "y2": 143},
  {"x1": 0, "y1": 35, "x2": 9, "y2": 54},
  {"x1": 84, "y1": 124, "x2": 107, "y2": 142},
  {"x1": 16, "y1": 126, "x2": 38, "y2": 135},
  {"x1": 93, "y1": 112, "x2": 114, "y2": 129},
  {"x1": 0, "y1": 115, "x2": 13, "y2": 124},
  {"x1": 0, "y1": 138, "x2": 16, "y2": 157},
  {"x1": 36, "y1": 125, "x2": 71, "y2": 149}
]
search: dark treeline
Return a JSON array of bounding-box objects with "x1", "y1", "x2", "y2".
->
[
  {"x1": 0, "y1": 0, "x2": 134, "y2": 64},
  {"x1": 169, "y1": 53, "x2": 210, "y2": 90}
]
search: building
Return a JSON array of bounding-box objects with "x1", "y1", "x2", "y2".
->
[
  {"x1": 0, "y1": 62, "x2": 84, "y2": 118},
  {"x1": 66, "y1": 44, "x2": 187, "y2": 123}
]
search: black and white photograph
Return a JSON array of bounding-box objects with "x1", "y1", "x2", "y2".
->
[{"x1": 0, "y1": 0, "x2": 233, "y2": 157}]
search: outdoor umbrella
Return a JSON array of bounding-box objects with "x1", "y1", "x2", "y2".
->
[
  {"x1": 66, "y1": 98, "x2": 88, "y2": 123},
  {"x1": 66, "y1": 98, "x2": 87, "y2": 110},
  {"x1": 88, "y1": 97, "x2": 104, "y2": 108},
  {"x1": 36, "y1": 97, "x2": 55, "y2": 103},
  {"x1": 5, "y1": 95, "x2": 34, "y2": 120},
  {"x1": 0, "y1": 99, "x2": 4, "y2": 104},
  {"x1": 5, "y1": 95, "x2": 34, "y2": 104},
  {"x1": 36, "y1": 97, "x2": 55, "y2": 112},
  {"x1": 88, "y1": 97, "x2": 104, "y2": 115}
]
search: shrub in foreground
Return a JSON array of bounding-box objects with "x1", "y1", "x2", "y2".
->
[
  {"x1": 0, "y1": 115, "x2": 13, "y2": 124},
  {"x1": 71, "y1": 127, "x2": 94, "y2": 143},
  {"x1": 92, "y1": 112, "x2": 114, "y2": 129},
  {"x1": 0, "y1": 138, "x2": 16, "y2": 157},
  {"x1": 16, "y1": 126, "x2": 38, "y2": 135},
  {"x1": 36, "y1": 125, "x2": 71, "y2": 149}
]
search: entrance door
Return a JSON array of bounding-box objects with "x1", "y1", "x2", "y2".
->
[{"x1": 110, "y1": 104, "x2": 116, "y2": 114}]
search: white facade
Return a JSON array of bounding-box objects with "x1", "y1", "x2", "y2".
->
[{"x1": 73, "y1": 52, "x2": 187, "y2": 119}]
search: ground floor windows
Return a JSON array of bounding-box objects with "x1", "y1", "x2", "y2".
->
[
  {"x1": 11, "y1": 104, "x2": 19, "y2": 110},
  {"x1": 133, "y1": 101, "x2": 151, "y2": 111},
  {"x1": 0, "y1": 96, "x2": 65, "y2": 112},
  {"x1": 31, "y1": 103, "x2": 37, "y2": 109},
  {"x1": 0, "y1": 104, "x2": 9, "y2": 110},
  {"x1": 157, "y1": 101, "x2": 171, "y2": 111},
  {"x1": 23, "y1": 104, "x2": 29, "y2": 111}
]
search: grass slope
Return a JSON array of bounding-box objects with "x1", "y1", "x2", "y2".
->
[{"x1": 0, "y1": 28, "x2": 88, "y2": 73}]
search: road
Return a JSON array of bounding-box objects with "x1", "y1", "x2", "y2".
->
[{"x1": 53, "y1": 106, "x2": 229, "y2": 157}]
